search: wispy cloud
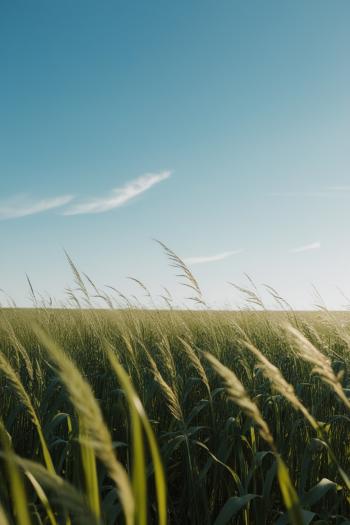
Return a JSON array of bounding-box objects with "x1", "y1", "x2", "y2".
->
[
  {"x1": 184, "y1": 250, "x2": 243, "y2": 265},
  {"x1": 63, "y1": 171, "x2": 171, "y2": 216},
  {"x1": 289, "y1": 241, "x2": 320, "y2": 253},
  {"x1": 0, "y1": 194, "x2": 73, "y2": 220}
]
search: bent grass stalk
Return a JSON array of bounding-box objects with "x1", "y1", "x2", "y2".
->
[
  {"x1": 0, "y1": 422, "x2": 31, "y2": 525},
  {"x1": 0, "y1": 352, "x2": 55, "y2": 474},
  {"x1": 204, "y1": 352, "x2": 305, "y2": 525},
  {"x1": 243, "y1": 339, "x2": 350, "y2": 492},
  {"x1": 13, "y1": 456, "x2": 100, "y2": 525},
  {"x1": 107, "y1": 346, "x2": 167, "y2": 525},
  {"x1": 33, "y1": 326, "x2": 134, "y2": 525},
  {"x1": 287, "y1": 325, "x2": 350, "y2": 410}
]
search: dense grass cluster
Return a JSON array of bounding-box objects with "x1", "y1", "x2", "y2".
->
[
  {"x1": 0, "y1": 252, "x2": 350, "y2": 524},
  {"x1": 1, "y1": 305, "x2": 350, "y2": 525}
]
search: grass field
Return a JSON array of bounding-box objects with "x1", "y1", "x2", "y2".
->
[{"x1": 1, "y1": 258, "x2": 350, "y2": 524}]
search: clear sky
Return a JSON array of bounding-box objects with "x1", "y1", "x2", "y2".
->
[{"x1": 1, "y1": 1, "x2": 350, "y2": 309}]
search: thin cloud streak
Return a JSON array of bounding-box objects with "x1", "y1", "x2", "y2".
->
[
  {"x1": 289, "y1": 241, "x2": 320, "y2": 253},
  {"x1": 64, "y1": 171, "x2": 171, "y2": 216},
  {"x1": 184, "y1": 250, "x2": 244, "y2": 265},
  {"x1": 0, "y1": 194, "x2": 74, "y2": 220}
]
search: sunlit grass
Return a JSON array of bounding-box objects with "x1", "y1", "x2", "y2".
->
[{"x1": 0, "y1": 249, "x2": 350, "y2": 524}]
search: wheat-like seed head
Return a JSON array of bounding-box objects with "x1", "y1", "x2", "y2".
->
[
  {"x1": 122, "y1": 333, "x2": 136, "y2": 361},
  {"x1": 154, "y1": 239, "x2": 206, "y2": 306},
  {"x1": 157, "y1": 335, "x2": 176, "y2": 377},
  {"x1": 0, "y1": 352, "x2": 55, "y2": 473},
  {"x1": 34, "y1": 327, "x2": 135, "y2": 525},
  {"x1": 0, "y1": 319, "x2": 33, "y2": 380},
  {"x1": 243, "y1": 341, "x2": 318, "y2": 430},
  {"x1": 178, "y1": 337, "x2": 210, "y2": 392},
  {"x1": 287, "y1": 325, "x2": 350, "y2": 411},
  {"x1": 204, "y1": 352, "x2": 275, "y2": 450},
  {"x1": 142, "y1": 345, "x2": 183, "y2": 421},
  {"x1": 0, "y1": 352, "x2": 37, "y2": 425}
]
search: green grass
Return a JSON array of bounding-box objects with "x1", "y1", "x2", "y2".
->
[
  {"x1": 0, "y1": 251, "x2": 349, "y2": 524},
  {"x1": 0, "y1": 306, "x2": 349, "y2": 524}
]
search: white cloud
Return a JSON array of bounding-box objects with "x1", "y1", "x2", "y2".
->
[
  {"x1": 64, "y1": 171, "x2": 171, "y2": 216},
  {"x1": 0, "y1": 194, "x2": 73, "y2": 220},
  {"x1": 289, "y1": 241, "x2": 320, "y2": 253},
  {"x1": 184, "y1": 250, "x2": 243, "y2": 265}
]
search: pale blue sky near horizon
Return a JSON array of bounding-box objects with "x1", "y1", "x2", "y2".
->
[{"x1": 1, "y1": 1, "x2": 350, "y2": 309}]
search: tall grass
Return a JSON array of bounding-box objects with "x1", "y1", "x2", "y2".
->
[{"x1": 0, "y1": 250, "x2": 350, "y2": 524}]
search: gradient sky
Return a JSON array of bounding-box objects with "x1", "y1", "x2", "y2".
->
[{"x1": 1, "y1": 1, "x2": 350, "y2": 309}]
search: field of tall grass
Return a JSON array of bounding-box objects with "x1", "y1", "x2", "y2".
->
[{"x1": 0, "y1": 249, "x2": 350, "y2": 524}]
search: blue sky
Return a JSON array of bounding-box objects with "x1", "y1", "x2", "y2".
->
[{"x1": 1, "y1": 1, "x2": 350, "y2": 309}]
